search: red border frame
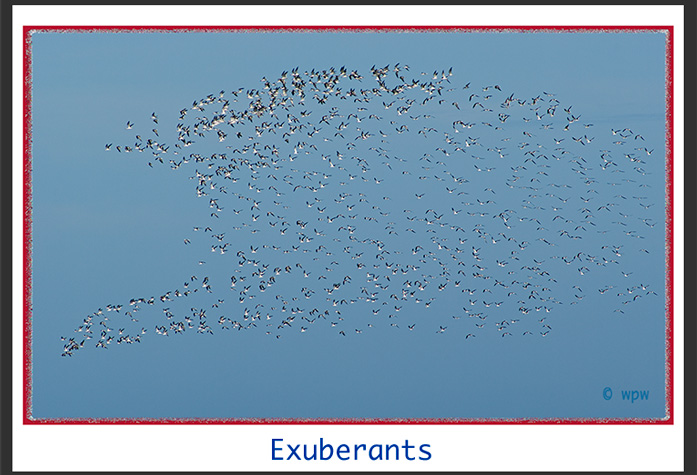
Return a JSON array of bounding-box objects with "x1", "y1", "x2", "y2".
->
[{"x1": 22, "y1": 25, "x2": 674, "y2": 425}]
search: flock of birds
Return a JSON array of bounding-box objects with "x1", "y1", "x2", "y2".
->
[{"x1": 61, "y1": 64, "x2": 662, "y2": 357}]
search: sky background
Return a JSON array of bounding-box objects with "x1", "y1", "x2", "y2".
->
[{"x1": 28, "y1": 29, "x2": 669, "y2": 420}]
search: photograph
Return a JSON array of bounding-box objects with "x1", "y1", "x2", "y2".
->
[{"x1": 25, "y1": 26, "x2": 672, "y2": 422}]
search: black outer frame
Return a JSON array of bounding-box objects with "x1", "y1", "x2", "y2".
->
[
  {"x1": 0, "y1": 2, "x2": 692, "y2": 473},
  {"x1": 685, "y1": 8, "x2": 694, "y2": 475},
  {"x1": 683, "y1": 3, "x2": 694, "y2": 473},
  {"x1": 686, "y1": 6, "x2": 695, "y2": 475},
  {"x1": 2, "y1": 2, "x2": 12, "y2": 473}
]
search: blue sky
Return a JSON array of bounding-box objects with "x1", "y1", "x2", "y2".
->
[{"x1": 28, "y1": 29, "x2": 669, "y2": 420}]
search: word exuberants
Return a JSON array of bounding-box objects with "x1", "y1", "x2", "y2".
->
[{"x1": 272, "y1": 438, "x2": 432, "y2": 461}]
